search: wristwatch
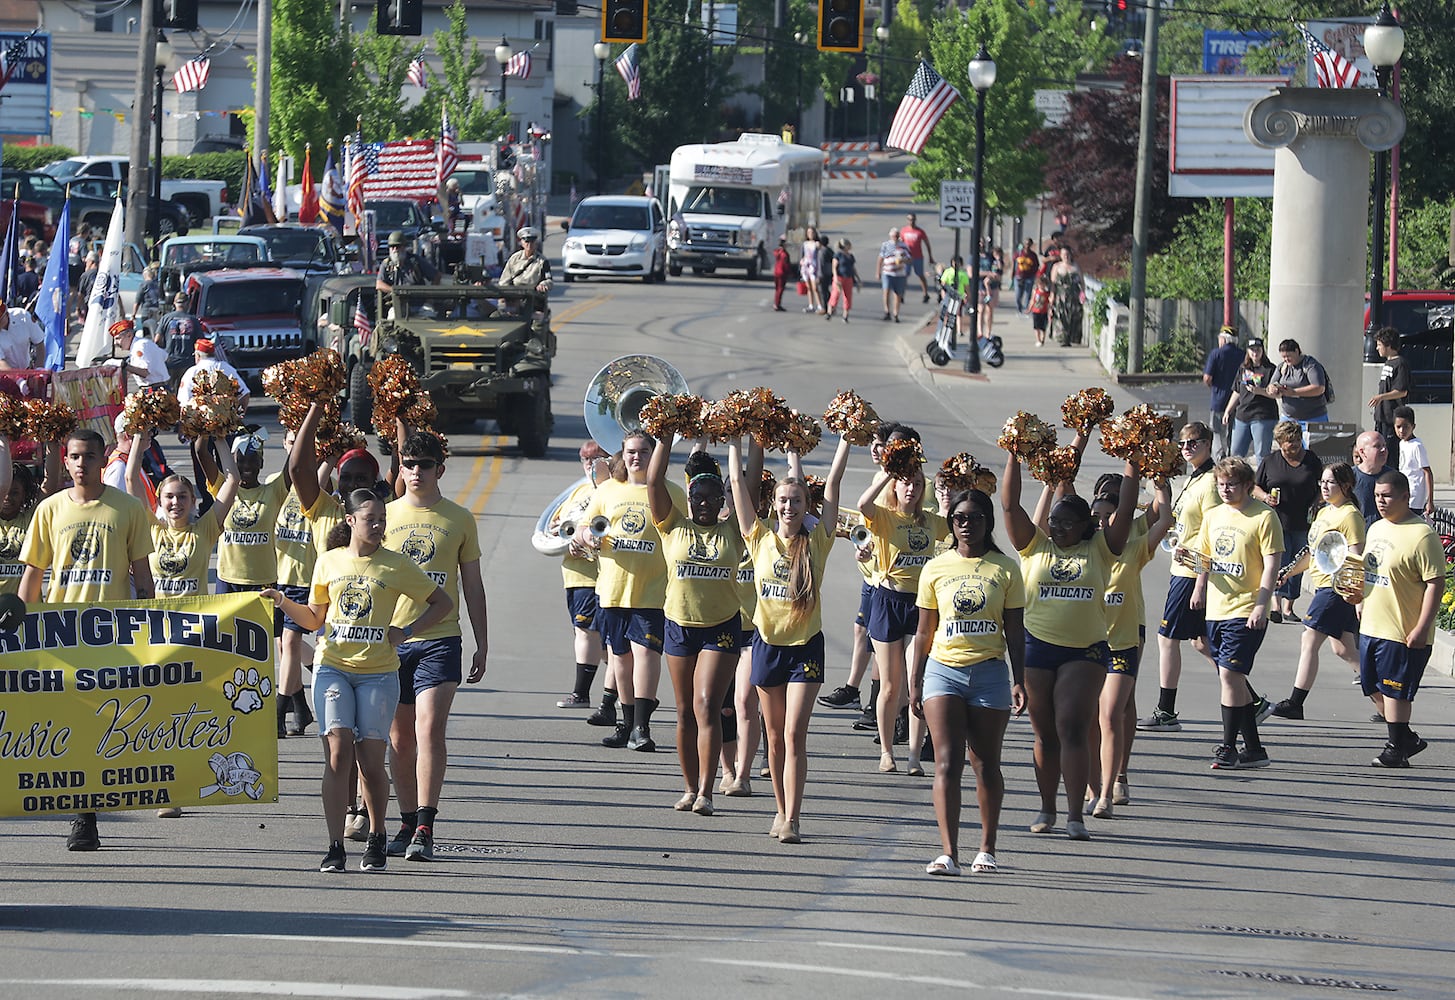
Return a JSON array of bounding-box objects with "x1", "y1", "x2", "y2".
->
[{"x1": 401, "y1": 625, "x2": 413, "y2": 640}]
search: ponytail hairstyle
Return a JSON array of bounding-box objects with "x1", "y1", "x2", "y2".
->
[
  {"x1": 327, "y1": 488, "x2": 382, "y2": 550},
  {"x1": 776, "y1": 477, "x2": 817, "y2": 628},
  {"x1": 1318, "y1": 461, "x2": 1356, "y2": 513},
  {"x1": 153, "y1": 473, "x2": 199, "y2": 523}
]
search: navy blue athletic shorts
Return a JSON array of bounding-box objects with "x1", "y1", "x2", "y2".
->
[
  {"x1": 597, "y1": 606, "x2": 665, "y2": 656},
  {"x1": 664, "y1": 614, "x2": 742, "y2": 657},
  {"x1": 566, "y1": 586, "x2": 600, "y2": 632},
  {"x1": 868, "y1": 586, "x2": 919, "y2": 643},
  {"x1": 1304, "y1": 587, "x2": 1359, "y2": 640},
  {"x1": 1359, "y1": 635, "x2": 1431, "y2": 702},
  {"x1": 1205, "y1": 618, "x2": 1266, "y2": 674},
  {"x1": 750, "y1": 631, "x2": 826, "y2": 688},
  {"x1": 1158, "y1": 575, "x2": 1205, "y2": 641},
  {"x1": 1024, "y1": 632, "x2": 1110, "y2": 671},
  {"x1": 397, "y1": 635, "x2": 465, "y2": 705}
]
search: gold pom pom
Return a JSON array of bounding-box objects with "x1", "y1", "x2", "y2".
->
[
  {"x1": 822, "y1": 390, "x2": 880, "y2": 446},
  {"x1": 881, "y1": 437, "x2": 925, "y2": 480},
  {"x1": 997, "y1": 411, "x2": 1057, "y2": 459},
  {"x1": 1060, "y1": 387, "x2": 1116, "y2": 434}
]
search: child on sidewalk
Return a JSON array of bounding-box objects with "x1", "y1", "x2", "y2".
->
[{"x1": 1392, "y1": 406, "x2": 1435, "y2": 518}]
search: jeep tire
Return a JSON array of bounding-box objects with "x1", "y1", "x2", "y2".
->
[
  {"x1": 348, "y1": 361, "x2": 373, "y2": 432},
  {"x1": 517, "y1": 385, "x2": 552, "y2": 458}
]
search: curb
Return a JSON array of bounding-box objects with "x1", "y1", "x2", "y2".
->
[{"x1": 1431, "y1": 630, "x2": 1455, "y2": 680}]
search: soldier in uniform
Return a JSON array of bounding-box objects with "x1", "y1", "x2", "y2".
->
[
  {"x1": 499, "y1": 227, "x2": 553, "y2": 294},
  {"x1": 375, "y1": 231, "x2": 440, "y2": 292}
]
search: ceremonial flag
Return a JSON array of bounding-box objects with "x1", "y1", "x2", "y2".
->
[
  {"x1": 437, "y1": 105, "x2": 459, "y2": 189},
  {"x1": 360, "y1": 139, "x2": 437, "y2": 200},
  {"x1": 886, "y1": 61, "x2": 961, "y2": 156},
  {"x1": 0, "y1": 29, "x2": 39, "y2": 94},
  {"x1": 505, "y1": 51, "x2": 532, "y2": 79},
  {"x1": 615, "y1": 43, "x2": 641, "y2": 101},
  {"x1": 319, "y1": 143, "x2": 344, "y2": 234},
  {"x1": 37, "y1": 199, "x2": 69, "y2": 370},
  {"x1": 346, "y1": 133, "x2": 371, "y2": 221},
  {"x1": 271, "y1": 153, "x2": 288, "y2": 222},
  {"x1": 406, "y1": 56, "x2": 428, "y2": 88},
  {"x1": 298, "y1": 145, "x2": 319, "y2": 224},
  {"x1": 354, "y1": 296, "x2": 372, "y2": 347},
  {"x1": 75, "y1": 197, "x2": 124, "y2": 370},
  {"x1": 1298, "y1": 24, "x2": 1361, "y2": 89},
  {"x1": 0, "y1": 190, "x2": 19, "y2": 305},
  {"x1": 172, "y1": 56, "x2": 211, "y2": 93}
]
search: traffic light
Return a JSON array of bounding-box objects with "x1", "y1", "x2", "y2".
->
[
  {"x1": 601, "y1": 0, "x2": 647, "y2": 44},
  {"x1": 377, "y1": 0, "x2": 423, "y2": 36},
  {"x1": 818, "y1": 0, "x2": 864, "y2": 53},
  {"x1": 155, "y1": 0, "x2": 198, "y2": 31}
]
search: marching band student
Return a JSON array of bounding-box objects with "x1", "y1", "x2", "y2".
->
[
  {"x1": 910, "y1": 487, "x2": 1025, "y2": 877},
  {"x1": 1270, "y1": 463, "x2": 1367, "y2": 721},
  {"x1": 574, "y1": 431, "x2": 684, "y2": 753},
  {"x1": 1185, "y1": 457, "x2": 1283, "y2": 770},
  {"x1": 19, "y1": 428, "x2": 155, "y2": 853},
  {"x1": 728, "y1": 433, "x2": 852, "y2": 845},
  {"x1": 858, "y1": 461, "x2": 946, "y2": 775},
  {"x1": 127, "y1": 428, "x2": 240, "y2": 599},
  {"x1": 1360, "y1": 471, "x2": 1443, "y2": 768},
  {"x1": 551, "y1": 441, "x2": 611, "y2": 712},
  {"x1": 722, "y1": 458, "x2": 768, "y2": 796},
  {"x1": 1001, "y1": 448, "x2": 1137, "y2": 841},
  {"x1": 648, "y1": 437, "x2": 744, "y2": 815},
  {"x1": 263, "y1": 489, "x2": 452, "y2": 873},
  {"x1": 275, "y1": 428, "x2": 320, "y2": 736}
]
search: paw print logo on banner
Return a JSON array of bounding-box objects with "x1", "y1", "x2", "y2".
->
[{"x1": 223, "y1": 667, "x2": 273, "y2": 713}]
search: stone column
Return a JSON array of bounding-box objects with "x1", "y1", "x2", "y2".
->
[{"x1": 1244, "y1": 88, "x2": 1405, "y2": 427}]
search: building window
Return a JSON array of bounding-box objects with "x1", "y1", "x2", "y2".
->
[{"x1": 534, "y1": 16, "x2": 554, "y2": 72}]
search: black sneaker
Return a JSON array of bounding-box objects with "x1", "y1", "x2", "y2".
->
[
  {"x1": 405, "y1": 825, "x2": 435, "y2": 862},
  {"x1": 1372, "y1": 742, "x2": 1410, "y2": 768},
  {"x1": 557, "y1": 693, "x2": 591, "y2": 709},
  {"x1": 586, "y1": 702, "x2": 618, "y2": 727},
  {"x1": 1270, "y1": 699, "x2": 1303, "y2": 721},
  {"x1": 851, "y1": 708, "x2": 877, "y2": 731},
  {"x1": 361, "y1": 832, "x2": 388, "y2": 871},
  {"x1": 320, "y1": 841, "x2": 346, "y2": 873},
  {"x1": 893, "y1": 711, "x2": 909, "y2": 745},
  {"x1": 1210, "y1": 744, "x2": 1239, "y2": 769},
  {"x1": 1268, "y1": 610, "x2": 1283, "y2": 624},
  {"x1": 817, "y1": 685, "x2": 861, "y2": 711},
  {"x1": 1235, "y1": 747, "x2": 1270, "y2": 769},
  {"x1": 601, "y1": 723, "x2": 630, "y2": 748},
  {"x1": 66, "y1": 813, "x2": 100, "y2": 852},
  {"x1": 627, "y1": 726, "x2": 657, "y2": 752},
  {"x1": 1403, "y1": 731, "x2": 1429, "y2": 758},
  {"x1": 386, "y1": 824, "x2": 415, "y2": 857},
  {"x1": 1252, "y1": 696, "x2": 1274, "y2": 724}
]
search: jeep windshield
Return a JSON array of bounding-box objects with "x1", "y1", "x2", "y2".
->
[
  {"x1": 201, "y1": 278, "x2": 303, "y2": 318},
  {"x1": 249, "y1": 230, "x2": 330, "y2": 265},
  {"x1": 370, "y1": 202, "x2": 424, "y2": 230},
  {"x1": 451, "y1": 169, "x2": 496, "y2": 196},
  {"x1": 166, "y1": 242, "x2": 265, "y2": 267}
]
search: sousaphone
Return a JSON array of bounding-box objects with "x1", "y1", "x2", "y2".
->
[
  {"x1": 584, "y1": 354, "x2": 689, "y2": 454},
  {"x1": 1313, "y1": 529, "x2": 1366, "y2": 602}
]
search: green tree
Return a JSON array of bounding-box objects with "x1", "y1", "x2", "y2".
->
[
  {"x1": 428, "y1": 0, "x2": 509, "y2": 142},
  {"x1": 904, "y1": 0, "x2": 1045, "y2": 223},
  {"x1": 267, "y1": 0, "x2": 354, "y2": 163},
  {"x1": 351, "y1": 26, "x2": 432, "y2": 140},
  {"x1": 1145, "y1": 197, "x2": 1273, "y2": 300}
]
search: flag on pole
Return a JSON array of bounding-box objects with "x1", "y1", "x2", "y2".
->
[
  {"x1": 437, "y1": 105, "x2": 459, "y2": 189},
  {"x1": 272, "y1": 152, "x2": 289, "y2": 222},
  {"x1": 0, "y1": 192, "x2": 19, "y2": 305},
  {"x1": 354, "y1": 296, "x2": 373, "y2": 347},
  {"x1": 172, "y1": 56, "x2": 211, "y2": 93},
  {"x1": 347, "y1": 133, "x2": 373, "y2": 221},
  {"x1": 299, "y1": 144, "x2": 319, "y2": 224},
  {"x1": 319, "y1": 142, "x2": 344, "y2": 234},
  {"x1": 76, "y1": 197, "x2": 124, "y2": 370},
  {"x1": 505, "y1": 51, "x2": 532, "y2": 79},
  {"x1": 37, "y1": 199, "x2": 70, "y2": 370},
  {"x1": 615, "y1": 44, "x2": 641, "y2": 101},
  {"x1": 0, "y1": 29, "x2": 39, "y2": 94},
  {"x1": 886, "y1": 61, "x2": 962, "y2": 156},
  {"x1": 406, "y1": 56, "x2": 428, "y2": 88},
  {"x1": 1297, "y1": 24, "x2": 1361, "y2": 89}
]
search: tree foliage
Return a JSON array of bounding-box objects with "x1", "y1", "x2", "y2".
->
[
  {"x1": 351, "y1": 27, "x2": 431, "y2": 140},
  {"x1": 268, "y1": 0, "x2": 354, "y2": 163},
  {"x1": 1144, "y1": 197, "x2": 1272, "y2": 300},
  {"x1": 427, "y1": 1, "x2": 509, "y2": 142}
]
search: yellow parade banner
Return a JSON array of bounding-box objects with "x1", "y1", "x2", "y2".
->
[{"x1": 0, "y1": 594, "x2": 278, "y2": 817}]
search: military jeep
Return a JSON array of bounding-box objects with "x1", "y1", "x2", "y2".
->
[{"x1": 352, "y1": 277, "x2": 556, "y2": 456}]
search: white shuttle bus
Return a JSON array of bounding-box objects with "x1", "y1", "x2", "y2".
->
[{"x1": 665, "y1": 134, "x2": 826, "y2": 280}]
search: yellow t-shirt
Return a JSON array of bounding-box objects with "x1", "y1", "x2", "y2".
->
[
  {"x1": 1105, "y1": 520, "x2": 1155, "y2": 650},
  {"x1": 304, "y1": 491, "x2": 346, "y2": 559},
  {"x1": 1360, "y1": 515, "x2": 1446, "y2": 645},
  {"x1": 1170, "y1": 464, "x2": 1220, "y2": 580},
  {"x1": 311, "y1": 547, "x2": 439, "y2": 674},
  {"x1": 274, "y1": 488, "x2": 318, "y2": 588},
  {"x1": 916, "y1": 549, "x2": 1025, "y2": 667},
  {"x1": 736, "y1": 548, "x2": 756, "y2": 626},
  {"x1": 552, "y1": 480, "x2": 600, "y2": 590},
  {"x1": 656, "y1": 508, "x2": 744, "y2": 627},
  {"x1": 20, "y1": 486, "x2": 154, "y2": 603},
  {"x1": 0, "y1": 508, "x2": 34, "y2": 595},
  {"x1": 384, "y1": 495, "x2": 482, "y2": 641},
  {"x1": 582, "y1": 479, "x2": 686, "y2": 610},
  {"x1": 150, "y1": 516, "x2": 222, "y2": 597},
  {"x1": 1193, "y1": 499, "x2": 1284, "y2": 621},
  {"x1": 865, "y1": 503, "x2": 947, "y2": 591},
  {"x1": 1018, "y1": 529, "x2": 1114, "y2": 647},
  {"x1": 746, "y1": 517, "x2": 836, "y2": 646},
  {"x1": 1305, "y1": 501, "x2": 1365, "y2": 592},
  {"x1": 213, "y1": 474, "x2": 289, "y2": 586}
]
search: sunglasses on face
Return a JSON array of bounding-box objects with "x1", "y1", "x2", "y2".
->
[
  {"x1": 1179, "y1": 439, "x2": 1205, "y2": 450},
  {"x1": 401, "y1": 458, "x2": 438, "y2": 471},
  {"x1": 950, "y1": 511, "x2": 986, "y2": 526}
]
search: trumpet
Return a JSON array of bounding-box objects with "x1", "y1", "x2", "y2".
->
[
  {"x1": 1173, "y1": 545, "x2": 1214, "y2": 575},
  {"x1": 561, "y1": 515, "x2": 610, "y2": 561},
  {"x1": 1159, "y1": 528, "x2": 1180, "y2": 554}
]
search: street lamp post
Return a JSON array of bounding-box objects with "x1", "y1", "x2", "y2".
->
[
  {"x1": 963, "y1": 44, "x2": 996, "y2": 375},
  {"x1": 1364, "y1": 3, "x2": 1405, "y2": 332},
  {"x1": 495, "y1": 36, "x2": 513, "y2": 134},
  {"x1": 593, "y1": 41, "x2": 611, "y2": 196},
  {"x1": 793, "y1": 31, "x2": 807, "y2": 133},
  {"x1": 151, "y1": 31, "x2": 174, "y2": 257},
  {"x1": 875, "y1": 24, "x2": 889, "y2": 148}
]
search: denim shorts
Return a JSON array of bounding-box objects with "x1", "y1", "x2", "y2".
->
[
  {"x1": 313, "y1": 663, "x2": 400, "y2": 742},
  {"x1": 921, "y1": 657, "x2": 1011, "y2": 710},
  {"x1": 397, "y1": 636, "x2": 464, "y2": 705}
]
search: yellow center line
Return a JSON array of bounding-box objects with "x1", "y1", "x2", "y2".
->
[
  {"x1": 454, "y1": 434, "x2": 491, "y2": 510},
  {"x1": 552, "y1": 292, "x2": 613, "y2": 328},
  {"x1": 471, "y1": 435, "x2": 507, "y2": 514}
]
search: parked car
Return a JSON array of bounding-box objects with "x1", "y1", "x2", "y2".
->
[
  {"x1": 41, "y1": 156, "x2": 229, "y2": 226},
  {"x1": 62, "y1": 177, "x2": 190, "y2": 236},
  {"x1": 238, "y1": 223, "x2": 355, "y2": 275},
  {"x1": 366, "y1": 198, "x2": 444, "y2": 268},
  {"x1": 560, "y1": 195, "x2": 668, "y2": 283},
  {"x1": 182, "y1": 267, "x2": 312, "y2": 393},
  {"x1": 3, "y1": 170, "x2": 114, "y2": 233}
]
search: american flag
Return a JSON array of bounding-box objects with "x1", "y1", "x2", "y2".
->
[
  {"x1": 346, "y1": 133, "x2": 371, "y2": 221},
  {"x1": 1298, "y1": 24, "x2": 1361, "y2": 89},
  {"x1": 437, "y1": 105, "x2": 459, "y2": 189},
  {"x1": 0, "y1": 29, "x2": 39, "y2": 94},
  {"x1": 615, "y1": 43, "x2": 641, "y2": 101},
  {"x1": 361, "y1": 139, "x2": 438, "y2": 200},
  {"x1": 886, "y1": 61, "x2": 961, "y2": 156},
  {"x1": 172, "y1": 56, "x2": 211, "y2": 93},
  {"x1": 406, "y1": 56, "x2": 428, "y2": 88},
  {"x1": 505, "y1": 50, "x2": 532, "y2": 79},
  {"x1": 354, "y1": 296, "x2": 373, "y2": 347}
]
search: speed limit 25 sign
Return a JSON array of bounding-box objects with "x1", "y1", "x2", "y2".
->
[{"x1": 939, "y1": 181, "x2": 976, "y2": 229}]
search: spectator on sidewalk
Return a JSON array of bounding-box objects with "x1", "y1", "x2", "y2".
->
[
  {"x1": 1352, "y1": 431, "x2": 1396, "y2": 526},
  {"x1": 771, "y1": 238, "x2": 792, "y2": 312},
  {"x1": 1367, "y1": 327, "x2": 1408, "y2": 455},
  {"x1": 1012, "y1": 239, "x2": 1039, "y2": 314},
  {"x1": 1203, "y1": 326, "x2": 1243, "y2": 458},
  {"x1": 900, "y1": 213, "x2": 934, "y2": 304},
  {"x1": 877, "y1": 228, "x2": 910, "y2": 323},
  {"x1": 1269, "y1": 339, "x2": 1329, "y2": 425},
  {"x1": 1224, "y1": 339, "x2": 1278, "y2": 466},
  {"x1": 1392, "y1": 406, "x2": 1434, "y2": 518}
]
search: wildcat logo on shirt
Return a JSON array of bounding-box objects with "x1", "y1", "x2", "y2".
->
[
  {"x1": 610, "y1": 507, "x2": 656, "y2": 552},
  {"x1": 952, "y1": 580, "x2": 987, "y2": 617},
  {"x1": 687, "y1": 531, "x2": 722, "y2": 564},
  {"x1": 156, "y1": 535, "x2": 193, "y2": 577},
  {"x1": 232, "y1": 498, "x2": 263, "y2": 529},
  {"x1": 69, "y1": 524, "x2": 103, "y2": 562},
  {"x1": 223, "y1": 498, "x2": 270, "y2": 545},
  {"x1": 399, "y1": 528, "x2": 437, "y2": 567},
  {"x1": 1209, "y1": 529, "x2": 1244, "y2": 576},
  {"x1": 760, "y1": 555, "x2": 793, "y2": 600},
  {"x1": 331, "y1": 579, "x2": 385, "y2": 642},
  {"x1": 276, "y1": 504, "x2": 312, "y2": 545},
  {"x1": 1039, "y1": 558, "x2": 1092, "y2": 600},
  {"x1": 1363, "y1": 544, "x2": 1391, "y2": 587},
  {"x1": 0, "y1": 523, "x2": 24, "y2": 578},
  {"x1": 1049, "y1": 556, "x2": 1083, "y2": 583}
]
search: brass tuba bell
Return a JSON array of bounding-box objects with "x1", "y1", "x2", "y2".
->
[
  {"x1": 583, "y1": 354, "x2": 689, "y2": 454},
  {"x1": 1313, "y1": 529, "x2": 1365, "y2": 602}
]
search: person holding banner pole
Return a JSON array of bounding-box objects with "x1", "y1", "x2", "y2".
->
[
  {"x1": 20, "y1": 427, "x2": 155, "y2": 852},
  {"x1": 263, "y1": 489, "x2": 453, "y2": 874}
]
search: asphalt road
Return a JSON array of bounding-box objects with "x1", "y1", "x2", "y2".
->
[{"x1": 3, "y1": 168, "x2": 1453, "y2": 1000}]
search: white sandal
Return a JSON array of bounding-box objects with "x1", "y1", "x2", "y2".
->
[
  {"x1": 925, "y1": 854, "x2": 962, "y2": 877},
  {"x1": 970, "y1": 852, "x2": 998, "y2": 873}
]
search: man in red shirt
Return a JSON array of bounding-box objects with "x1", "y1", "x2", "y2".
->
[{"x1": 900, "y1": 213, "x2": 935, "y2": 304}]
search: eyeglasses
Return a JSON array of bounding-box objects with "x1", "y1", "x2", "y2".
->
[
  {"x1": 401, "y1": 458, "x2": 438, "y2": 471},
  {"x1": 950, "y1": 511, "x2": 986, "y2": 526},
  {"x1": 1048, "y1": 517, "x2": 1083, "y2": 531},
  {"x1": 1178, "y1": 439, "x2": 1205, "y2": 450}
]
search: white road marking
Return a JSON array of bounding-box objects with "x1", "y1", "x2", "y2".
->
[
  {"x1": 703, "y1": 959, "x2": 1163, "y2": 999},
  {"x1": 217, "y1": 932, "x2": 649, "y2": 960},
  {"x1": 0, "y1": 981, "x2": 470, "y2": 998}
]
